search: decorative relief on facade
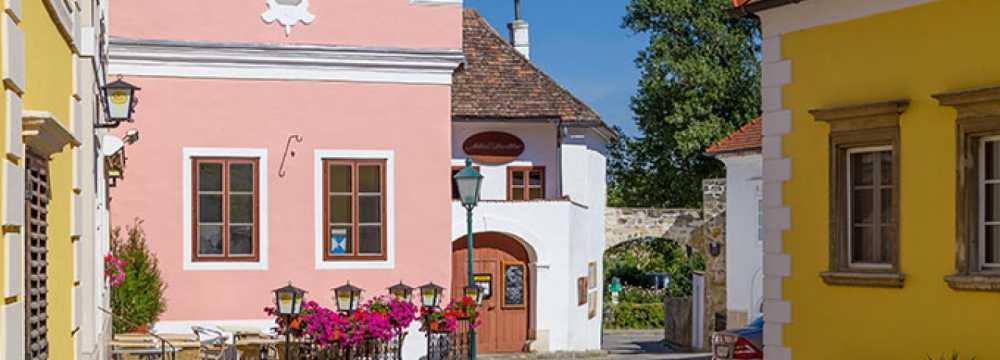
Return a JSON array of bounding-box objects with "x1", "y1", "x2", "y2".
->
[{"x1": 261, "y1": 0, "x2": 315, "y2": 36}]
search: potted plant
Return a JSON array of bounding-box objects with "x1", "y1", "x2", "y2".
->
[{"x1": 110, "y1": 219, "x2": 167, "y2": 334}]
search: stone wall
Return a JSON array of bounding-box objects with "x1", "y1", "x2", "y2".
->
[
  {"x1": 604, "y1": 208, "x2": 703, "y2": 249},
  {"x1": 605, "y1": 178, "x2": 727, "y2": 349}
]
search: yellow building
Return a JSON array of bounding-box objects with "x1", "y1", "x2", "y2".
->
[
  {"x1": 1, "y1": 0, "x2": 111, "y2": 359},
  {"x1": 735, "y1": 0, "x2": 1000, "y2": 358}
]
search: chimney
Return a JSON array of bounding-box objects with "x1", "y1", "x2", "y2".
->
[{"x1": 508, "y1": 0, "x2": 530, "y2": 59}]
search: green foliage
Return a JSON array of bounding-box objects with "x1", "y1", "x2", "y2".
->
[
  {"x1": 926, "y1": 353, "x2": 976, "y2": 360},
  {"x1": 110, "y1": 219, "x2": 167, "y2": 333},
  {"x1": 609, "y1": 0, "x2": 761, "y2": 208},
  {"x1": 604, "y1": 303, "x2": 664, "y2": 329},
  {"x1": 604, "y1": 238, "x2": 705, "y2": 298},
  {"x1": 617, "y1": 286, "x2": 669, "y2": 304}
]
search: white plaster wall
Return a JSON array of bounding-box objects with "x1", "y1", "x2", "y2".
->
[
  {"x1": 720, "y1": 154, "x2": 764, "y2": 323},
  {"x1": 451, "y1": 200, "x2": 600, "y2": 352},
  {"x1": 452, "y1": 122, "x2": 559, "y2": 201}
]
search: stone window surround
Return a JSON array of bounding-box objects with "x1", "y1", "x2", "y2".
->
[
  {"x1": 812, "y1": 99, "x2": 908, "y2": 288},
  {"x1": 933, "y1": 85, "x2": 1000, "y2": 292}
]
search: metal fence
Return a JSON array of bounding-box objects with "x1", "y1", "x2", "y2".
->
[{"x1": 425, "y1": 318, "x2": 470, "y2": 360}]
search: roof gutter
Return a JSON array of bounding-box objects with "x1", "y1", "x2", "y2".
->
[{"x1": 728, "y1": 0, "x2": 806, "y2": 17}]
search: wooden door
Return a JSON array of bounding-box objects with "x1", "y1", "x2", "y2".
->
[{"x1": 452, "y1": 232, "x2": 530, "y2": 353}]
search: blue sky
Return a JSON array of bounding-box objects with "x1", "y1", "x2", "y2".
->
[{"x1": 464, "y1": 0, "x2": 649, "y2": 136}]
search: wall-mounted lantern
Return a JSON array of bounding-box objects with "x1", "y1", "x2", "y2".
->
[
  {"x1": 709, "y1": 242, "x2": 722, "y2": 257},
  {"x1": 98, "y1": 77, "x2": 141, "y2": 128}
]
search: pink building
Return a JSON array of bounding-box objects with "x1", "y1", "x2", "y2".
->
[{"x1": 106, "y1": 0, "x2": 464, "y2": 352}]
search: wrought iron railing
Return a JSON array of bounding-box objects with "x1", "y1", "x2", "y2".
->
[{"x1": 426, "y1": 318, "x2": 470, "y2": 360}]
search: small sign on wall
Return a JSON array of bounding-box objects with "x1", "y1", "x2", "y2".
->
[
  {"x1": 330, "y1": 228, "x2": 348, "y2": 254},
  {"x1": 462, "y1": 132, "x2": 525, "y2": 164},
  {"x1": 474, "y1": 273, "x2": 493, "y2": 299},
  {"x1": 587, "y1": 262, "x2": 598, "y2": 290}
]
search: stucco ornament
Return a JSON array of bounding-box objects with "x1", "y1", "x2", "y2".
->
[{"x1": 261, "y1": 0, "x2": 316, "y2": 36}]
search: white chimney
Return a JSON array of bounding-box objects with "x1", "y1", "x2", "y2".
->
[{"x1": 508, "y1": 0, "x2": 530, "y2": 59}]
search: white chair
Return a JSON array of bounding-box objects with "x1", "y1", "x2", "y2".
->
[{"x1": 192, "y1": 326, "x2": 238, "y2": 360}]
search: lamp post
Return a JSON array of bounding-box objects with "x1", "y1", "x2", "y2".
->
[
  {"x1": 332, "y1": 282, "x2": 364, "y2": 314},
  {"x1": 418, "y1": 282, "x2": 444, "y2": 359},
  {"x1": 388, "y1": 281, "x2": 415, "y2": 302},
  {"x1": 463, "y1": 285, "x2": 484, "y2": 306},
  {"x1": 453, "y1": 158, "x2": 483, "y2": 360},
  {"x1": 272, "y1": 282, "x2": 306, "y2": 360}
]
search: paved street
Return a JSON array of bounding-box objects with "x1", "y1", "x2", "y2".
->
[
  {"x1": 480, "y1": 330, "x2": 711, "y2": 360},
  {"x1": 602, "y1": 330, "x2": 711, "y2": 360}
]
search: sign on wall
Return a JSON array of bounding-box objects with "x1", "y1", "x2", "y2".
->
[
  {"x1": 474, "y1": 273, "x2": 493, "y2": 299},
  {"x1": 462, "y1": 132, "x2": 525, "y2": 164}
]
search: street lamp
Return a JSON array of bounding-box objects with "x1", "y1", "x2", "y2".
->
[
  {"x1": 332, "y1": 282, "x2": 363, "y2": 314},
  {"x1": 388, "y1": 281, "x2": 414, "y2": 302},
  {"x1": 272, "y1": 282, "x2": 306, "y2": 360},
  {"x1": 453, "y1": 158, "x2": 483, "y2": 360},
  {"x1": 99, "y1": 77, "x2": 141, "y2": 128},
  {"x1": 417, "y1": 282, "x2": 444, "y2": 309},
  {"x1": 463, "y1": 285, "x2": 485, "y2": 306}
]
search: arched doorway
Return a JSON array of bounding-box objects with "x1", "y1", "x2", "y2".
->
[{"x1": 452, "y1": 232, "x2": 532, "y2": 353}]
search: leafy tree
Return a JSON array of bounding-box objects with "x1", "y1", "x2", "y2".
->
[
  {"x1": 110, "y1": 219, "x2": 167, "y2": 333},
  {"x1": 604, "y1": 238, "x2": 705, "y2": 297},
  {"x1": 610, "y1": 0, "x2": 760, "y2": 208}
]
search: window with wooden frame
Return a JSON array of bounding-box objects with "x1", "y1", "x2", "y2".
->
[
  {"x1": 452, "y1": 165, "x2": 480, "y2": 200},
  {"x1": 935, "y1": 85, "x2": 1000, "y2": 291},
  {"x1": 507, "y1": 166, "x2": 544, "y2": 201},
  {"x1": 323, "y1": 159, "x2": 387, "y2": 261},
  {"x1": 812, "y1": 99, "x2": 908, "y2": 288},
  {"x1": 192, "y1": 158, "x2": 260, "y2": 262}
]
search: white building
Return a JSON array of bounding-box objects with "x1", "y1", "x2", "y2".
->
[
  {"x1": 706, "y1": 118, "x2": 763, "y2": 329},
  {"x1": 449, "y1": 9, "x2": 615, "y2": 353}
]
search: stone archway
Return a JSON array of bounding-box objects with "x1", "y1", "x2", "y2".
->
[{"x1": 602, "y1": 179, "x2": 728, "y2": 348}]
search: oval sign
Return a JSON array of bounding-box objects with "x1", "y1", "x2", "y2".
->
[{"x1": 463, "y1": 131, "x2": 525, "y2": 164}]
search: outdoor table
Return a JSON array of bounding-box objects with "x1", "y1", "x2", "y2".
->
[{"x1": 110, "y1": 346, "x2": 180, "y2": 360}]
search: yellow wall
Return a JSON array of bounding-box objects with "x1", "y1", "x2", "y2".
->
[
  {"x1": 781, "y1": 0, "x2": 1000, "y2": 358},
  {"x1": 21, "y1": 0, "x2": 76, "y2": 359}
]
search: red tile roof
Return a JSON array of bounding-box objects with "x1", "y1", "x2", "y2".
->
[
  {"x1": 453, "y1": 9, "x2": 607, "y2": 130},
  {"x1": 705, "y1": 117, "x2": 762, "y2": 155}
]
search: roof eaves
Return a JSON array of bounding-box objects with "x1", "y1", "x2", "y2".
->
[{"x1": 728, "y1": 0, "x2": 808, "y2": 17}]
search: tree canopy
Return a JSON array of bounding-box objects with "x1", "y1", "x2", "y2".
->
[{"x1": 610, "y1": 0, "x2": 760, "y2": 208}]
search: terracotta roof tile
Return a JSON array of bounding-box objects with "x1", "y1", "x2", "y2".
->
[
  {"x1": 453, "y1": 9, "x2": 606, "y2": 128},
  {"x1": 705, "y1": 117, "x2": 762, "y2": 155}
]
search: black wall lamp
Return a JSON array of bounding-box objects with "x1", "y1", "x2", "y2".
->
[{"x1": 97, "y1": 77, "x2": 141, "y2": 128}]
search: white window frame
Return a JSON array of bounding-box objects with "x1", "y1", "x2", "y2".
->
[
  {"x1": 182, "y1": 148, "x2": 269, "y2": 271},
  {"x1": 979, "y1": 136, "x2": 1000, "y2": 271},
  {"x1": 314, "y1": 150, "x2": 395, "y2": 269},
  {"x1": 846, "y1": 145, "x2": 893, "y2": 270}
]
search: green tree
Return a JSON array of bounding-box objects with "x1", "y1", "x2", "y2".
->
[{"x1": 610, "y1": 0, "x2": 760, "y2": 208}]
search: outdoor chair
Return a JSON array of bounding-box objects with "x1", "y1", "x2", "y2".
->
[{"x1": 192, "y1": 326, "x2": 238, "y2": 360}]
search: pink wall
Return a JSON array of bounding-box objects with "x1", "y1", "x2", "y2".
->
[
  {"x1": 110, "y1": 77, "x2": 453, "y2": 320},
  {"x1": 109, "y1": 0, "x2": 461, "y2": 49}
]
